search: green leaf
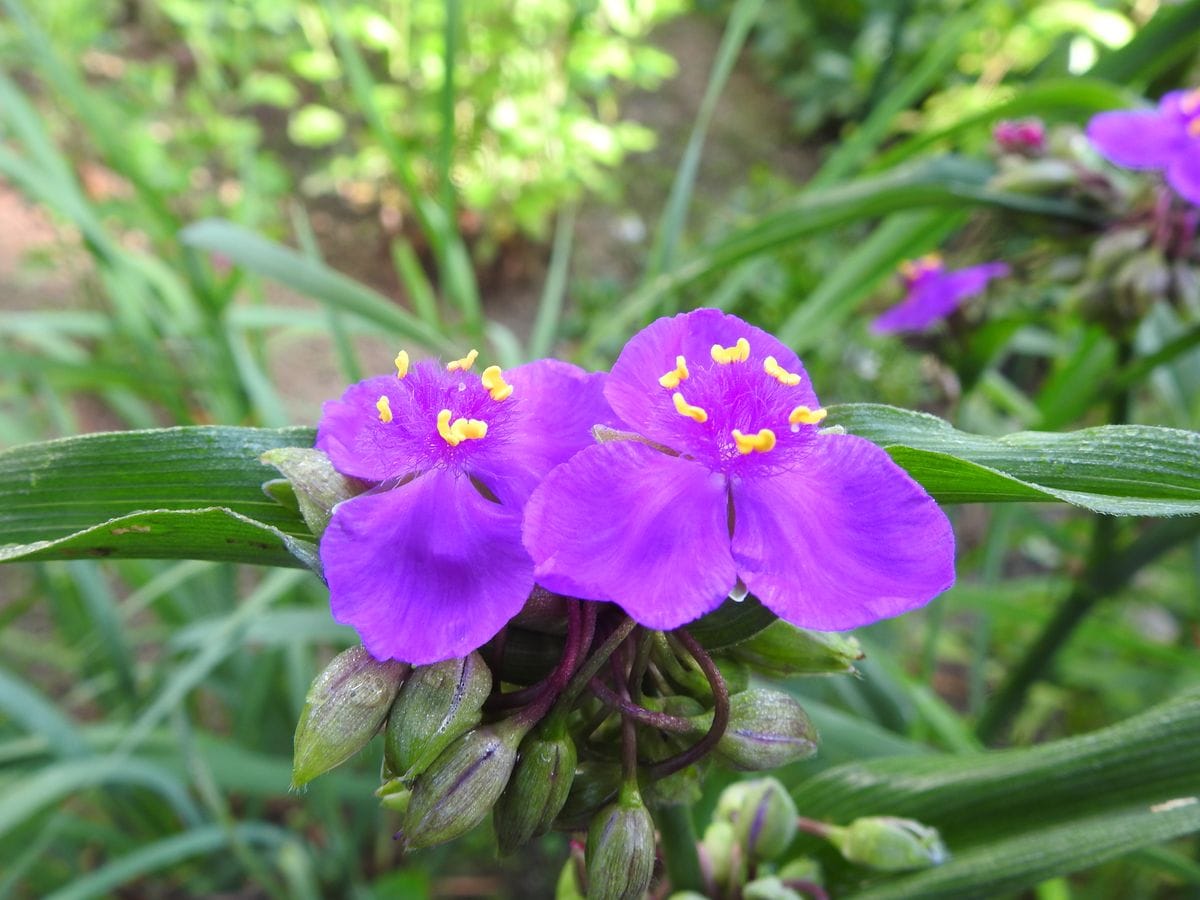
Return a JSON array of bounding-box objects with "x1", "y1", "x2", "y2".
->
[
  {"x1": 180, "y1": 219, "x2": 455, "y2": 353},
  {"x1": 1089, "y1": 0, "x2": 1200, "y2": 86},
  {"x1": 828, "y1": 404, "x2": 1200, "y2": 515},
  {"x1": 791, "y1": 690, "x2": 1200, "y2": 899},
  {"x1": 0, "y1": 426, "x2": 315, "y2": 567},
  {"x1": 582, "y1": 157, "x2": 1098, "y2": 357}
]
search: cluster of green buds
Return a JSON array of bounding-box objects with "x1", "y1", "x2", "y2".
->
[
  {"x1": 676, "y1": 777, "x2": 947, "y2": 899},
  {"x1": 286, "y1": 592, "x2": 867, "y2": 896},
  {"x1": 983, "y1": 120, "x2": 1199, "y2": 338}
]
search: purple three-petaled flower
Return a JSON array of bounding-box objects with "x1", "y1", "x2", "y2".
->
[
  {"x1": 870, "y1": 254, "x2": 1010, "y2": 335},
  {"x1": 317, "y1": 351, "x2": 610, "y2": 664},
  {"x1": 523, "y1": 309, "x2": 956, "y2": 632},
  {"x1": 1087, "y1": 88, "x2": 1200, "y2": 206}
]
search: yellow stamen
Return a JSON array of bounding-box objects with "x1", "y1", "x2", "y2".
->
[
  {"x1": 764, "y1": 356, "x2": 801, "y2": 386},
  {"x1": 394, "y1": 350, "x2": 410, "y2": 378},
  {"x1": 672, "y1": 391, "x2": 708, "y2": 423},
  {"x1": 1189, "y1": 117, "x2": 1200, "y2": 139},
  {"x1": 447, "y1": 349, "x2": 479, "y2": 372},
  {"x1": 900, "y1": 253, "x2": 942, "y2": 280},
  {"x1": 481, "y1": 365, "x2": 514, "y2": 402},
  {"x1": 788, "y1": 405, "x2": 828, "y2": 426},
  {"x1": 1182, "y1": 89, "x2": 1200, "y2": 115},
  {"x1": 658, "y1": 355, "x2": 690, "y2": 389},
  {"x1": 711, "y1": 337, "x2": 750, "y2": 365},
  {"x1": 732, "y1": 428, "x2": 776, "y2": 455},
  {"x1": 376, "y1": 395, "x2": 393, "y2": 423},
  {"x1": 437, "y1": 408, "x2": 487, "y2": 445},
  {"x1": 452, "y1": 418, "x2": 488, "y2": 441},
  {"x1": 437, "y1": 408, "x2": 460, "y2": 445}
]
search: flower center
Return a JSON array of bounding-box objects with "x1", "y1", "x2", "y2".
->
[
  {"x1": 652, "y1": 336, "x2": 826, "y2": 462},
  {"x1": 437, "y1": 409, "x2": 488, "y2": 446},
  {"x1": 899, "y1": 253, "x2": 944, "y2": 288}
]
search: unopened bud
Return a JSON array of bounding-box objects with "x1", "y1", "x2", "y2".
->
[
  {"x1": 397, "y1": 722, "x2": 523, "y2": 851},
  {"x1": 687, "y1": 689, "x2": 817, "y2": 771},
  {"x1": 714, "y1": 780, "x2": 751, "y2": 822},
  {"x1": 743, "y1": 877, "x2": 805, "y2": 900},
  {"x1": 993, "y1": 118, "x2": 1045, "y2": 155},
  {"x1": 735, "y1": 778, "x2": 798, "y2": 862},
  {"x1": 556, "y1": 760, "x2": 622, "y2": 831},
  {"x1": 509, "y1": 586, "x2": 569, "y2": 634},
  {"x1": 777, "y1": 857, "x2": 821, "y2": 882},
  {"x1": 700, "y1": 820, "x2": 737, "y2": 888},
  {"x1": 493, "y1": 727, "x2": 578, "y2": 854},
  {"x1": 826, "y1": 816, "x2": 948, "y2": 872},
  {"x1": 375, "y1": 777, "x2": 411, "y2": 813},
  {"x1": 729, "y1": 620, "x2": 864, "y2": 676},
  {"x1": 586, "y1": 786, "x2": 657, "y2": 900},
  {"x1": 385, "y1": 651, "x2": 491, "y2": 781},
  {"x1": 261, "y1": 447, "x2": 365, "y2": 538},
  {"x1": 292, "y1": 646, "x2": 407, "y2": 788}
]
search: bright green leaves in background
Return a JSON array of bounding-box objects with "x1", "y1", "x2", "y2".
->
[{"x1": 2, "y1": 411, "x2": 1197, "y2": 569}]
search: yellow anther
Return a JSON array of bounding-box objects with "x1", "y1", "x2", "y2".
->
[
  {"x1": 732, "y1": 428, "x2": 776, "y2": 455},
  {"x1": 1182, "y1": 89, "x2": 1200, "y2": 115},
  {"x1": 376, "y1": 395, "x2": 393, "y2": 424},
  {"x1": 481, "y1": 365, "x2": 514, "y2": 402},
  {"x1": 672, "y1": 391, "x2": 708, "y2": 424},
  {"x1": 764, "y1": 356, "x2": 801, "y2": 386},
  {"x1": 394, "y1": 350, "x2": 410, "y2": 378},
  {"x1": 1189, "y1": 117, "x2": 1200, "y2": 139},
  {"x1": 447, "y1": 349, "x2": 479, "y2": 372},
  {"x1": 437, "y1": 408, "x2": 460, "y2": 445},
  {"x1": 452, "y1": 418, "x2": 488, "y2": 441},
  {"x1": 437, "y1": 408, "x2": 487, "y2": 445},
  {"x1": 711, "y1": 337, "x2": 750, "y2": 365},
  {"x1": 658, "y1": 355, "x2": 690, "y2": 389},
  {"x1": 788, "y1": 405, "x2": 828, "y2": 426},
  {"x1": 900, "y1": 253, "x2": 942, "y2": 280}
]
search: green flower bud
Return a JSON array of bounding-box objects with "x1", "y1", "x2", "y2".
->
[
  {"x1": 385, "y1": 651, "x2": 491, "y2": 781},
  {"x1": 714, "y1": 781, "x2": 752, "y2": 823},
  {"x1": 586, "y1": 786, "x2": 657, "y2": 900},
  {"x1": 700, "y1": 820, "x2": 737, "y2": 889},
  {"x1": 397, "y1": 722, "x2": 523, "y2": 851},
  {"x1": 686, "y1": 689, "x2": 817, "y2": 771},
  {"x1": 735, "y1": 778, "x2": 798, "y2": 862},
  {"x1": 743, "y1": 877, "x2": 805, "y2": 900},
  {"x1": 743, "y1": 876, "x2": 805, "y2": 900},
  {"x1": 261, "y1": 447, "x2": 366, "y2": 539},
  {"x1": 728, "y1": 620, "x2": 863, "y2": 676},
  {"x1": 668, "y1": 894, "x2": 711, "y2": 900},
  {"x1": 493, "y1": 726, "x2": 578, "y2": 854},
  {"x1": 826, "y1": 816, "x2": 948, "y2": 872},
  {"x1": 555, "y1": 853, "x2": 587, "y2": 900},
  {"x1": 509, "y1": 586, "x2": 568, "y2": 635},
  {"x1": 292, "y1": 646, "x2": 407, "y2": 788},
  {"x1": 375, "y1": 777, "x2": 411, "y2": 813},
  {"x1": 556, "y1": 760, "x2": 622, "y2": 831},
  {"x1": 777, "y1": 857, "x2": 821, "y2": 883}
]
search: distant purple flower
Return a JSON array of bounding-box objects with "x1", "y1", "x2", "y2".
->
[
  {"x1": 317, "y1": 351, "x2": 610, "y2": 664},
  {"x1": 1087, "y1": 88, "x2": 1200, "y2": 205},
  {"x1": 523, "y1": 309, "x2": 955, "y2": 632},
  {"x1": 871, "y1": 255, "x2": 1010, "y2": 335},
  {"x1": 994, "y1": 118, "x2": 1045, "y2": 155}
]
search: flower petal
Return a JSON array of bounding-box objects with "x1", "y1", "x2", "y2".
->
[
  {"x1": 523, "y1": 441, "x2": 737, "y2": 629},
  {"x1": 316, "y1": 374, "x2": 427, "y2": 482},
  {"x1": 872, "y1": 263, "x2": 1008, "y2": 334},
  {"x1": 468, "y1": 359, "x2": 614, "y2": 506},
  {"x1": 1167, "y1": 149, "x2": 1200, "y2": 206},
  {"x1": 1087, "y1": 110, "x2": 1184, "y2": 169},
  {"x1": 731, "y1": 433, "x2": 955, "y2": 630},
  {"x1": 321, "y1": 468, "x2": 533, "y2": 664},
  {"x1": 605, "y1": 309, "x2": 819, "y2": 452}
]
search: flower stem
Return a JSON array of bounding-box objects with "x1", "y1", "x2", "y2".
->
[
  {"x1": 587, "y1": 677, "x2": 691, "y2": 733},
  {"x1": 656, "y1": 802, "x2": 704, "y2": 895},
  {"x1": 549, "y1": 613, "x2": 639, "y2": 721},
  {"x1": 647, "y1": 629, "x2": 729, "y2": 781}
]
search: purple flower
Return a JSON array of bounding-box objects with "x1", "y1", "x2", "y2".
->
[
  {"x1": 993, "y1": 118, "x2": 1046, "y2": 155},
  {"x1": 871, "y1": 255, "x2": 1010, "y2": 335},
  {"x1": 317, "y1": 351, "x2": 610, "y2": 664},
  {"x1": 522, "y1": 309, "x2": 955, "y2": 632},
  {"x1": 1087, "y1": 88, "x2": 1200, "y2": 205}
]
